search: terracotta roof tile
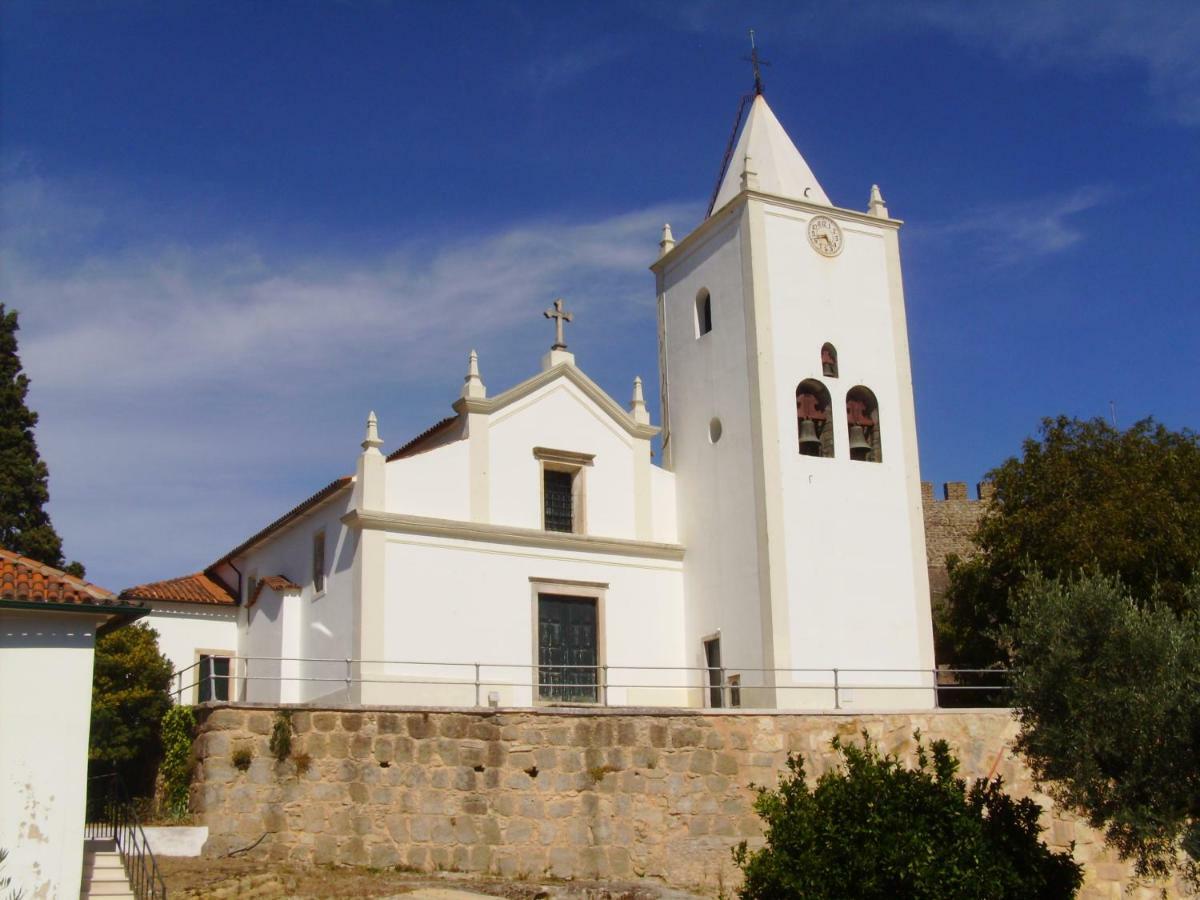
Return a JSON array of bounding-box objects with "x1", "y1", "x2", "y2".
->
[
  {"x1": 213, "y1": 476, "x2": 353, "y2": 566},
  {"x1": 121, "y1": 571, "x2": 236, "y2": 606},
  {"x1": 249, "y1": 574, "x2": 302, "y2": 604},
  {"x1": 387, "y1": 416, "x2": 460, "y2": 461},
  {"x1": 0, "y1": 547, "x2": 142, "y2": 611}
]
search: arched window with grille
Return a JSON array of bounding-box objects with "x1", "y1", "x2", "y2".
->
[
  {"x1": 821, "y1": 343, "x2": 838, "y2": 378},
  {"x1": 796, "y1": 379, "x2": 834, "y2": 458},
  {"x1": 846, "y1": 386, "x2": 882, "y2": 462}
]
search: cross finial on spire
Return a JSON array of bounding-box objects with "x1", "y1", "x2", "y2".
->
[
  {"x1": 543, "y1": 298, "x2": 573, "y2": 351},
  {"x1": 744, "y1": 29, "x2": 770, "y2": 96}
]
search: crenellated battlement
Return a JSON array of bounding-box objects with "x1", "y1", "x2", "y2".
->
[{"x1": 921, "y1": 480, "x2": 992, "y2": 606}]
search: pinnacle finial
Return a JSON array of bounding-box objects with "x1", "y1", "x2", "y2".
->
[
  {"x1": 630, "y1": 376, "x2": 650, "y2": 424},
  {"x1": 462, "y1": 349, "x2": 487, "y2": 399},
  {"x1": 741, "y1": 153, "x2": 759, "y2": 191},
  {"x1": 659, "y1": 223, "x2": 675, "y2": 257},
  {"x1": 362, "y1": 410, "x2": 383, "y2": 451},
  {"x1": 868, "y1": 184, "x2": 889, "y2": 218}
]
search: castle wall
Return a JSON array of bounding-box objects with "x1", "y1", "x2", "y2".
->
[
  {"x1": 921, "y1": 480, "x2": 990, "y2": 609},
  {"x1": 190, "y1": 705, "x2": 1181, "y2": 898}
]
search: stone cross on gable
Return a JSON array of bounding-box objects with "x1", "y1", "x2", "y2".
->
[{"x1": 544, "y1": 298, "x2": 573, "y2": 350}]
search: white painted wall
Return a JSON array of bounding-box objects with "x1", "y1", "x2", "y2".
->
[
  {"x1": 144, "y1": 602, "x2": 238, "y2": 701},
  {"x1": 658, "y1": 210, "x2": 774, "y2": 699},
  {"x1": 236, "y1": 489, "x2": 356, "y2": 704},
  {"x1": 761, "y1": 206, "x2": 933, "y2": 705},
  {"x1": 0, "y1": 609, "x2": 105, "y2": 899},
  {"x1": 369, "y1": 534, "x2": 686, "y2": 707},
  {"x1": 386, "y1": 438, "x2": 471, "y2": 521}
]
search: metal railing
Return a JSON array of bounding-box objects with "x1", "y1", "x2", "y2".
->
[
  {"x1": 85, "y1": 773, "x2": 167, "y2": 900},
  {"x1": 170, "y1": 655, "x2": 1012, "y2": 710}
]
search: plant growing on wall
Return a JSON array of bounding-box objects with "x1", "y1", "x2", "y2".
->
[
  {"x1": 158, "y1": 705, "x2": 197, "y2": 819},
  {"x1": 733, "y1": 732, "x2": 1082, "y2": 899},
  {"x1": 269, "y1": 710, "x2": 293, "y2": 762}
]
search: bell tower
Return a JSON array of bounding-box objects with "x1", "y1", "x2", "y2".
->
[{"x1": 653, "y1": 91, "x2": 935, "y2": 709}]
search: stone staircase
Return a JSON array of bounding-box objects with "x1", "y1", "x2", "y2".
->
[{"x1": 80, "y1": 839, "x2": 135, "y2": 899}]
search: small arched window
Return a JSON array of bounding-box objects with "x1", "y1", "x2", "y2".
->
[
  {"x1": 796, "y1": 379, "x2": 834, "y2": 458},
  {"x1": 695, "y1": 289, "x2": 713, "y2": 337},
  {"x1": 821, "y1": 343, "x2": 838, "y2": 378},
  {"x1": 846, "y1": 386, "x2": 882, "y2": 463}
]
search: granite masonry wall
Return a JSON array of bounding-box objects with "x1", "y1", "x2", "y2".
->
[
  {"x1": 190, "y1": 705, "x2": 1183, "y2": 899},
  {"x1": 922, "y1": 480, "x2": 991, "y2": 609}
]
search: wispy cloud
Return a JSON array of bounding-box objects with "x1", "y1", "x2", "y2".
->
[
  {"x1": 916, "y1": 185, "x2": 1113, "y2": 267},
  {"x1": 906, "y1": 0, "x2": 1200, "y2": 126},
  {"x1": 519, "y1": 38, "x2": 632, "y2": 96},
  {"x1": 1, "y1": 167, "x2": 696, "y2": 587}
]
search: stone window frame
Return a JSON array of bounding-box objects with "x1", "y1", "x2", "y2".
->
[
  {"x1": 528, "y1": 577, "x2": 608, "y2": 708},
  {"x1": 533, "y1": 447, "x2": 594, "y2": 535},
  {"x1": 193, "y1": 648, "x2": 236, "y2": 704}
]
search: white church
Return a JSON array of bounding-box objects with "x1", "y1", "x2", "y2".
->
[{"x1": 124, "y1": 88, "x2": 936, "y2": 711}]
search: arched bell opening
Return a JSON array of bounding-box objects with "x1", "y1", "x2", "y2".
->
[
  {"x1": 796, "y1": 379, "x2": 834, "y2": 458},
  {"x1": 846, "y1": 386, "x2": 882, "y2": 463},
  {"x1": 820, "y1": 343, "x2": 838, "y2": 378}
]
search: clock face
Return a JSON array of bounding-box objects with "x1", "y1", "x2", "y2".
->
[{"x1": 807, "y1": 216, "x2": 843, "y2": 257}]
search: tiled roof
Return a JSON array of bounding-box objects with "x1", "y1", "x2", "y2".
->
[
  {"x1": 121, "y1": 571, "x2": 236, "y2": 605},
  {"x1": 0, "y1": 547, "x2": 144, "y2": 612},
  {"x1": 387, "y1": 416, "x2": 459, "y2": 461},
  {"x1": 250, "y1": 574, "x2": 302, "y2": 604},
  {"x1": 213, "y1": 476, "x2": 353, "y2": 566}
]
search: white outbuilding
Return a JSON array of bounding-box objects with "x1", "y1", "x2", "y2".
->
[
  {"x1": 128, "y1": 90, "x2": 936, "y2": 712},
  {"x1": 0, "y1": 548, "x2": 148, "y2": 898}
]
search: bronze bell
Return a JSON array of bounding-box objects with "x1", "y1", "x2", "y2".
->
[
  {"x1": 848, "y1": 424, "x2": 871, "y2": 454},
  {"x1": 798, "y1": 418, "x2": 821, "y2": 452}
]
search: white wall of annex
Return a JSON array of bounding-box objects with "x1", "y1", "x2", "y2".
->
[
  {"x1": 237, "y1": 491, "x2": 356, "y2": 702},
  {"x1": 0, "y1": 609, "x2": 104, "y2": 900},
  {"x1": 650, "y1": 467, "x2": 678, "y2": 544},
  {"x1": 145, "y1": 602, "x2": 238, "y2": 697},
  {"x1": 386, "y1": 439, "x2": 471, "y2": 520},
  {"x1": 375, "y1": 536, "x2": 686, "y2": 706},
  {"x1": 487, "y1": 380, "x2": 644, "y2": 539},
  {"x1": 660, "y1": 211, "x2": 770, "y2": 683},
  {"x1": 762, "y1": 207, "x2": 931, "y2": 688}
]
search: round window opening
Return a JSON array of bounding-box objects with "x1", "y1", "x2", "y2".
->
[{"x1": 708, "y1": 417, "x2": 723, "y2": 444}]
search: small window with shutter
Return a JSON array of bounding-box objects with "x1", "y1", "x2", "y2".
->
[{"x1": 312, "y1": 530, "x2": 326, "y2": 594}]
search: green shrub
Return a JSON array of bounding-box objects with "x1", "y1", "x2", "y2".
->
[
  {"x1": 733, "y1": 732, "x2": 1082, "y2": 899},
  {"x1": 158, "y1": 705, "x2": 197, "y2": 819},
  {"x1": 269, "y1": 710, "x2": 293, "y2": 762}
]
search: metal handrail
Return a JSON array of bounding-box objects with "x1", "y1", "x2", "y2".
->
[
  {"x1": 86, "y1": 773, "x2": 167, "y2": 900},
  {"x1": 170, "y1": 655, "x2": 1011, "y2": 710}
]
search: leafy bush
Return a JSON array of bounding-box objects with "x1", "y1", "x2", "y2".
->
[
  {"x1": 733, "y1": 732, "x2": 1082, "y2": 899},
  {"x1": 158, "y1": 705, "x2": 197, "y2": 819},
  {"x1": 231, "y1": 747, "x2": 253, "y2": 771},
  {"x1": 1009, "y1": 571, "x2": 1200, "y2": 887},
  {"x1": 89, "y1": 624, "x2": 173, "y2": 795},
  {"x1": 269, "y1": 710, "x2": 293, "y2": 762}
]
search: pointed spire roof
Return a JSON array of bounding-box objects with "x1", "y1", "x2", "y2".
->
[{"x1": 710, "y1": 94, "x2": 830, "y2": 215}]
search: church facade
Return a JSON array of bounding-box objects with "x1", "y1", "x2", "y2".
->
[{"x1": 124, "y1": 91, "x2": 936, "y2": 711}]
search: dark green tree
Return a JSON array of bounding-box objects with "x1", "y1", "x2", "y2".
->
[
  {"x1": 936, "y1": 416, "x2": 1200, "y2": 667},
  {"x1": 0, "y1": 304, "x2": 82, "y2": 576},
  {"x1": 733, "y1": 732, "x2": 1082, "y2": 899},
  {"x1": 90, "y1": 624, "x2": 174, "y2": 796},
  {"x1": 1008, "y1": 571, "x2": 1199, "y2": 887}
]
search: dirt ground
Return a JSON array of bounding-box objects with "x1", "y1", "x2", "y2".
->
[{"x1": 156, "y1": 857, "x2": 708, "y2": 900}]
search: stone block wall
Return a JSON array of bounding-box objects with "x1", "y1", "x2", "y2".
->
[
  {"x1": 922, "y1": 481, "x2": 991, "y2": 610},
  {"x1": 190, "y1": 705, "x2": 1182, "y2": 898}
]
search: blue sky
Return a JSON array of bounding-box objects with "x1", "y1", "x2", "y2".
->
[{"x1": 3, "y1": 1, "x2": 1198, "y2": 590}]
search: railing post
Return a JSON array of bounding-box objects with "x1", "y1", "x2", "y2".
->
[
  {"x1": 474, "y1": 663, "x2": 481, "y2": 707},
  {"x1": 833, "y1": 667, "x2": 841, "y2": 710},
  {"x1": 719, "y1": 666, "x2": 726, "y2": 709},
  {"x1": 932, "y1": 668, "x2": 940, "y2": 709},
  {"x1": 601, "y1": 665, "x2": 608, "y2": 707},
  {"x1": 345, "y1": 657, "x2": 353, "y2": 703}
]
